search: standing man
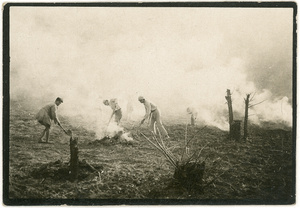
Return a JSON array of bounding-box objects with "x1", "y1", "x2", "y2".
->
[
  {"x1": 103, "y1": 98, "x2": 122, "y2": 125},
  {"x1": 138, "y1": 96, "x2": 169, "y2": 139},
  {"x1": 187, "y1": 107, "x2": 198, "y2": 126},
  {"x1": 35, "y1": 97, "x2": 66, "y2": 143}
]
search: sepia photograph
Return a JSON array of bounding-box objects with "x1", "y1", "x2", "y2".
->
[{"x1": 2, "y1": 1, "x2": 296, "y2": 205}]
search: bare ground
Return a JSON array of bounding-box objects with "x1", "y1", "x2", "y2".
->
[{"x1": 6, "y1": 100, "x2": 295, "y2": 204}]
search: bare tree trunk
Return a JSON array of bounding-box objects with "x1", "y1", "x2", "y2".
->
[
  {"x1": 225, "y1": 89, "x2": 234, "y2": 136},
  {"x1": 70, "y1": 133, "x2": 79, "y2": 181},
  {"x1": 244, "y1": 94, "x2": 250, "y2": 140}
]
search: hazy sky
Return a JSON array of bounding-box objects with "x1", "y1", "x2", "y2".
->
[{"x1": 10, "y1": 6, "x2": 293, "y2": 129}]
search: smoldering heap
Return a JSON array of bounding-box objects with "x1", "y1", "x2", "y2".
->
[{"x1": 101, "y1": 122, "x2": 134, "y2": 143}]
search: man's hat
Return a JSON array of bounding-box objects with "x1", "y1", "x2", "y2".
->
[
  {"x1": 56, "y1": 97, "x2": 63, "y2": 103},
  {"x1": 138, "y1": 96, "x2": 145, "y2": 101}
]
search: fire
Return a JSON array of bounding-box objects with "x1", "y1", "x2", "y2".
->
[{"x1": 104, "y1": 122, "x2": 133, "y2": 142}]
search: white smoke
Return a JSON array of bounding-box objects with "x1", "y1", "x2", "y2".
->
[
  {"x1": 102, "y1": 122, "x2": 133, "y2": 142},
  {"x1": 9, "y1": 7, "x2": 293, "y2": 134}
]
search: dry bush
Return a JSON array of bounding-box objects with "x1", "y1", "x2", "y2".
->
[{"x1": 140, "y1": 125, "x2": 209, "y2": 191}]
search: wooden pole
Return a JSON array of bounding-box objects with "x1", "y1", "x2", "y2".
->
[
  {"x1": 244, "y1": 94, "x2": 250, "y2": 140},
  {"x1": 69, "y1": 131, "x2": 79, "y2": 181},
  {"x1": 225, "y1": 89, "x2": 234, "y2": 136}
]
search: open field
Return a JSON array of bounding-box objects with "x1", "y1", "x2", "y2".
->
[{"x1": 6, "y1": 99, "x2": 294, "y2": 204}]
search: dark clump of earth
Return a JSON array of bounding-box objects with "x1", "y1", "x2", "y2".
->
[
  {"x1": 173, "y1": 161, "x2": 206, "y2": 192},
  {"x1": 31, "y1": 160, "x2": 104, "y2": 182}
]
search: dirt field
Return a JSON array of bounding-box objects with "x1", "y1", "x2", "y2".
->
[{"x1": 6, "y1": 99, "x2": 295, "y2": 204}]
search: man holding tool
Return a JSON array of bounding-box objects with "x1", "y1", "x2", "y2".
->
[
  {"x1": 138, "y1": 96, "x2": 169, "y2": 139},
  {"x1": 103, "y1": 98, "x2": 122, "y2": 125},
  {"x1": 35, "y1": 97, "x2": 68, "y2": 143}
]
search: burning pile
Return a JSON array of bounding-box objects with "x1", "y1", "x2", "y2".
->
[{"x1": 101, "y1": 122, "x2": 134, "y2": 143}]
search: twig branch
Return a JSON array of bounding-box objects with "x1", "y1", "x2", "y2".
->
[
  {"x1": 250, "y1": 92, "x2": 256, "y2": 102},
  {"x1": 249, "y1": 99, "x2": 266, "y2": 108},
  {"x1": 187, "y1": 125, "x2": 207, "y2": 146},
  {"x1": 202, "y1": 167, "x2": 231, "y2": 189},
  {"x1": 140, "y1": 133, "x2": 177, "y2": 168},
  {"x1": 180, "y1": 125, "x2": 207, "y2": 162},
  {"x1": 82, "y1": 159, "x2": 101, "y2": 175},
  {"x1": 152, "y1": 134, "x2": 177, "y2": 165},
  {"x1": 195, "y1": 143, "x2": 210, "y2": 163}
]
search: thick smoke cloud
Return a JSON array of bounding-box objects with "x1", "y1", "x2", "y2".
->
[{"x1": 10, "y1": 7, "x2": 293, "y2": 134}]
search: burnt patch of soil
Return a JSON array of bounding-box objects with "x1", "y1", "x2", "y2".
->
[
  {"x1": 174, "y1": 161, "x2": 206, "y2": 192},
  {"x1": 31, "y1": 160, "x2": 104, "y2": 182}
]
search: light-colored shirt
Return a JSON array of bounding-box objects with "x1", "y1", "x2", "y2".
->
[
  {"x1": 109, "y1": 99, "x2": 121, "y2": 111},
  {"x1": 143, "y1": 100, "x2": 157, "y2": 120},
  {"x1": 42, "y1": 104, "x2": 59, "y2": 123}
]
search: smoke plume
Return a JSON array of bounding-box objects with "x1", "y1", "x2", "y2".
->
[{"x1": 9, "y1": 7, "x2": 293, "y2": 135}]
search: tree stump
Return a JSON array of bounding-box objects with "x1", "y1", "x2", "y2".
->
[
  {"x1": 231, "y1": 120, "x2": 242, "y2": 141},
  {"x1": 69, "y1": 130, "x2": 79, "y2": 181},
  {"x1": 244, "y1": 94, "x2": 250, "y2": 140},
  {"x1": 225, "y1": 89, "x2": 234, "y2": 136}
]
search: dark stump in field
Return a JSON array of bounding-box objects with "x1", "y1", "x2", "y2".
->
[
  {"x1": 174, "y1": 161, "x2": 205, "y2": 191},
  {"x1": 230, "y1": 120, "x2": 242, "y2": 141},
  {"x1": 31, "y1": 160, "x2": 103, "y2": 182},
  {"x1": 70, "y1": 135, "x2": 79, "y2": 181}
]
